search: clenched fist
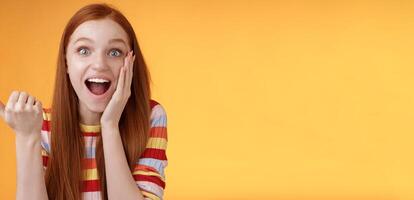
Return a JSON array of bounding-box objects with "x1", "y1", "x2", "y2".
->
[{"x1": 0, "y1": 91, "x2": 43, "y2": 137}]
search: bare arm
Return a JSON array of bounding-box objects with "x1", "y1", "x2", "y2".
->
[
  {"x1": 1, "y1": 91, "x2": 49, "y2": 200},
  {"x1": 101, "y1": 124, "x2": 145, "y2": 200},
  {"x1": 15, "y1": 133, "x2": 49, "y2": 200},
  {"x1": 98, "y1": 51, "x2": 143, "y2": 199}
]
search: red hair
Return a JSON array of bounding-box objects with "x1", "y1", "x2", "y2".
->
[{"x1": 45, "y1": 3, "x2": 152, "y2": 199}]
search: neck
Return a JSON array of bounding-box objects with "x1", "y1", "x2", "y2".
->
[{"x1": 78, "y1": 103, "x2": 102, "y2": 125}]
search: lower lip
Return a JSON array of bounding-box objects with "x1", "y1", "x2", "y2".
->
[{"x1": 84, "y1": 83, "x2": 112, "y2": 101}]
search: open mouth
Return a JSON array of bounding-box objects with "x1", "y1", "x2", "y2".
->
[{"x1": 85, "y1": 78, "x2": 111, "y2": 95}]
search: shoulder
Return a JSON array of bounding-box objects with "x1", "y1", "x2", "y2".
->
[
  {"x1": 41, "y1": 100, "x2": 167, "y2": 129},
  {"x1": 149, "y1": 99, "x2": 167, "y2": 127},
  {"x1": 150, "y1": 99, "x2": 166, "y2": 114},
  {"x1": 42, "y1": 100, "x2": 166, "y2": 119}
]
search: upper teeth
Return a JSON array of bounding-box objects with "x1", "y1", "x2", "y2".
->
[{"x1": 88, "y1": 78, "x2": 109, "y2": 83}]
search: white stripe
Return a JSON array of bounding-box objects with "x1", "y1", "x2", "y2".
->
[
  {"x1": 82, "y1": 191, "x2": 102, "y2": 200},
  {"x1": 84, "y1": 136, "x2": 97, "y2": 148},
  {"x1": 137, "y1": 181, "x2": 164, "y2": 198},
  {"x1": 40, "y1": 130, "x2": 51, "y2": 153},
  {"x1": 150, "y1": 104, "x2": 167, "y2": 127},
  {"x1": 137, "y1": 158, "x2": 168, "y2": 177}
]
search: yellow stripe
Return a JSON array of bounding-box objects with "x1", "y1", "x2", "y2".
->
[
  {"x1": 79, "y1": 123, "x2": 101, "y2": 132},
  {"x1": 133, "y1": 170, "x2": 165, "y2": 181},
  {"x1": 141, "y1": 190, "x2": 160, "y2": 200},
  {"x1": 82, "y1": 168, "x2": 99, "y2": 180},
  {"x1": 43, "y1": 112, "x2": 51, "y2": 121},
  {"x1": 43, "y1": 111, "x2": 101, "y2": 133},
  {"x1": 41, "y1": 149, "x2": 48, "y2": 156},
  {"x1": 146, "y1": 138, "x2": 167, "y2": 150}
]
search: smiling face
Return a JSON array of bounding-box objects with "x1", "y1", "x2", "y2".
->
[{"x1": 66, "y1": 18, "x2": 131, "y2": 116}]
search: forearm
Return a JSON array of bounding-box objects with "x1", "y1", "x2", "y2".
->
[
  {"x1": 15, "y1": 134, "x2": 48, "y2": 200},
  {"x1": 101, "y1": 124, "x2": 145, "y2": 200}
]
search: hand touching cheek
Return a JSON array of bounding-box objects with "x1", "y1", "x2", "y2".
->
[{"x1": 100, "y1": 50, "x2": 135, "y2": 127}]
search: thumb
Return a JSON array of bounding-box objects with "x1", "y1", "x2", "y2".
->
[{"x1": 0, "y1": 100, "x2": 4, "y2": 120}]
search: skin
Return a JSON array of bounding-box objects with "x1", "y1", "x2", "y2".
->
[
  {"x1": 65, "y1": 18, "x2": 134, "y2": 125},
  {"x1": 68, "y1": 18, "x2": 143, "y2": 199},
  {"x1": 0, "y1": 18, "x2": 135, "y2": 127},
  {"x1": 0, "y1": 18, "x2": 145, "y2": 199},
  {"x1": 0, "y1": 93, "x2": 46, "y2": 200}
]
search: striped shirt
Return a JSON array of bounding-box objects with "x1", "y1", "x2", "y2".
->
[{"x1": 40, "y1": 100, "x2": 168, "y2": 200}]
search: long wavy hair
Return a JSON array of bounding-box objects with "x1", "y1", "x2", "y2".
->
[{"x1": 45, "y1": 3, "x2": 152, "y2": 200}]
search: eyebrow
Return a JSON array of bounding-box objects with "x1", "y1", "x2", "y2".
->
[{"x1": 74, "y1": 37, "x2": 127, "y2": 46}]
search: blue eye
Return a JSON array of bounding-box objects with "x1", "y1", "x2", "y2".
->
[
  {"x1": 77, "y1": 47, "x2": 90, "y2": 56},
  {"x1": 110, "y1": 49, "x2": 122, "y2": 57},
  {"x1": 76, "y1": 47, "x2": 123, "y2": 57}
]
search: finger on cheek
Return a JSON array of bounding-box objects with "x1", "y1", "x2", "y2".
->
[
  {"x1": 120, "y1": 67, "x2": 124, "y2": 87},
  {"x1": 130, "y1": 53, "x2": 134, "y2": 69},
  {"x1": 124, "y1": 52, "x2": 130, "y2": 68},
  {"x1": 128, "y1": 52, "x2": 133, "y2": 66},
  {"x1": 117, "y1": 66, "x2": 124, "y2": 89}
]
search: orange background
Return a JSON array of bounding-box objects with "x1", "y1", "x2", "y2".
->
[{"x1": 1, "y1": 0, "x2": 414, "y2": 199}]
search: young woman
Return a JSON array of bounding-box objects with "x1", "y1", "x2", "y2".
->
[{"x1": 0, "y1": 3, "x2": 168, "y2": 200}]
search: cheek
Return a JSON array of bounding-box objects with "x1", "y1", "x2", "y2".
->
[
  {"x1": 111, "y1": 57, "x2": 124, "y2": 67},
  {"x1": 111, "y1": 60, "x2": 124, "y2": 78},
  {"x1": 67, "y1": 70, "x2": 82, "y2": 91},
  {"x1": 66, "y1": 64, "x2": 85, "y2": 89}
]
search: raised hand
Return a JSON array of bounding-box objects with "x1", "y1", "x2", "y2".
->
[
  {"x1": 0, "y1": 91, "x2": 43, "y2": 137},
  {"x1": 100, "y1": 50, "x2": 135, "y2": 126}
]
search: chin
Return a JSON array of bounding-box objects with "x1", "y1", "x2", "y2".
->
[{"x1": 86, "y1": 102, "x2": 107, "y2": 113}]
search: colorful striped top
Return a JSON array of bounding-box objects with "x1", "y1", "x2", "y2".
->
[{"x1": 40, "y1": 99, "x2": 168, "y2": 200}]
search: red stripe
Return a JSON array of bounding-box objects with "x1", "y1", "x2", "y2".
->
[
  {"x1": 150, "y1": 99, "x2": 159, "y2": 109},
  {"x1": 82, "y1": 158, "x2": 97, "y2": 169},
  {"x1": 149, "y1": 127, "x2": 167, "y2": 139},
  {"x1": 134, "y1": 165, "x2": 159, "y2": 174},
  {"x1": 42, "y1": 120, "x2": 50, "y2": 131},
  {"x1": 133, "y1": 174, "x2": 165, "y2": 189},
  {"x1": 82, "y1": 180, "x2": 101, "y2": 192},
  {"x1": 140, "y1": 148, "x2": 167, "y2": 160},
  {"x1": 42, "y1": 155, "x2": 49, "y2": 167},
  {"x1": 83, "y1": 132, "x2": 99, "y2": 136}
]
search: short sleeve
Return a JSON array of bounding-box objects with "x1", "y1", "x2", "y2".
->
[
  {"x1": 133, "y1": 101, "x2": 168, "y2": 200},
  {"x1": 40, "y1": 108, "x2": 52, "y2": 170}
]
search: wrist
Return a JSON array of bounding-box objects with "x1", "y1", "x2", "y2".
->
[
  {"x1": 15, "y1": 132, "x2": 41, "y2": 147},
  {"x1": 100, "y1": 122, "x2": 121, "y2": 138},
  {"x1": 100, "y1": 119, "x2": 118, "y2": 128}
]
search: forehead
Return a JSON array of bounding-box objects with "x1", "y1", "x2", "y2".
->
[{"x1": 69, "y1": 18, "x2": 129, "y2": 45}]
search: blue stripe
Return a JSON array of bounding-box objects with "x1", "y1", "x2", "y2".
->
[
  {"x1": 40, "y1": 141, "x2": 50, "y2": 153},
  {"x1": 41, "y1": 141, "x2": 96, "y2": 158},
  {"x1": 137, "y1": 158, "x2": 167, "y2": 177},
  {"x1": 85, "y1": 146, "x2": 96, "y2": 158},
  {"x1": 151, "y1": 115, "x2": 167, "y2": 127}
]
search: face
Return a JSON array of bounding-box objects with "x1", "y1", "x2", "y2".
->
[{"x1": 66, "y1": 18, "x2": 131, "y2": 114}]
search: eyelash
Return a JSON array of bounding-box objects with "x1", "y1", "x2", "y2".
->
[{"x1": 76, "y1": 46, "x2": 124, "y2": 57}]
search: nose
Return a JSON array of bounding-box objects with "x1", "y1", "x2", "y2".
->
[{"x1": 90, "y1": 52, "x2": 110, "y2": 71}]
